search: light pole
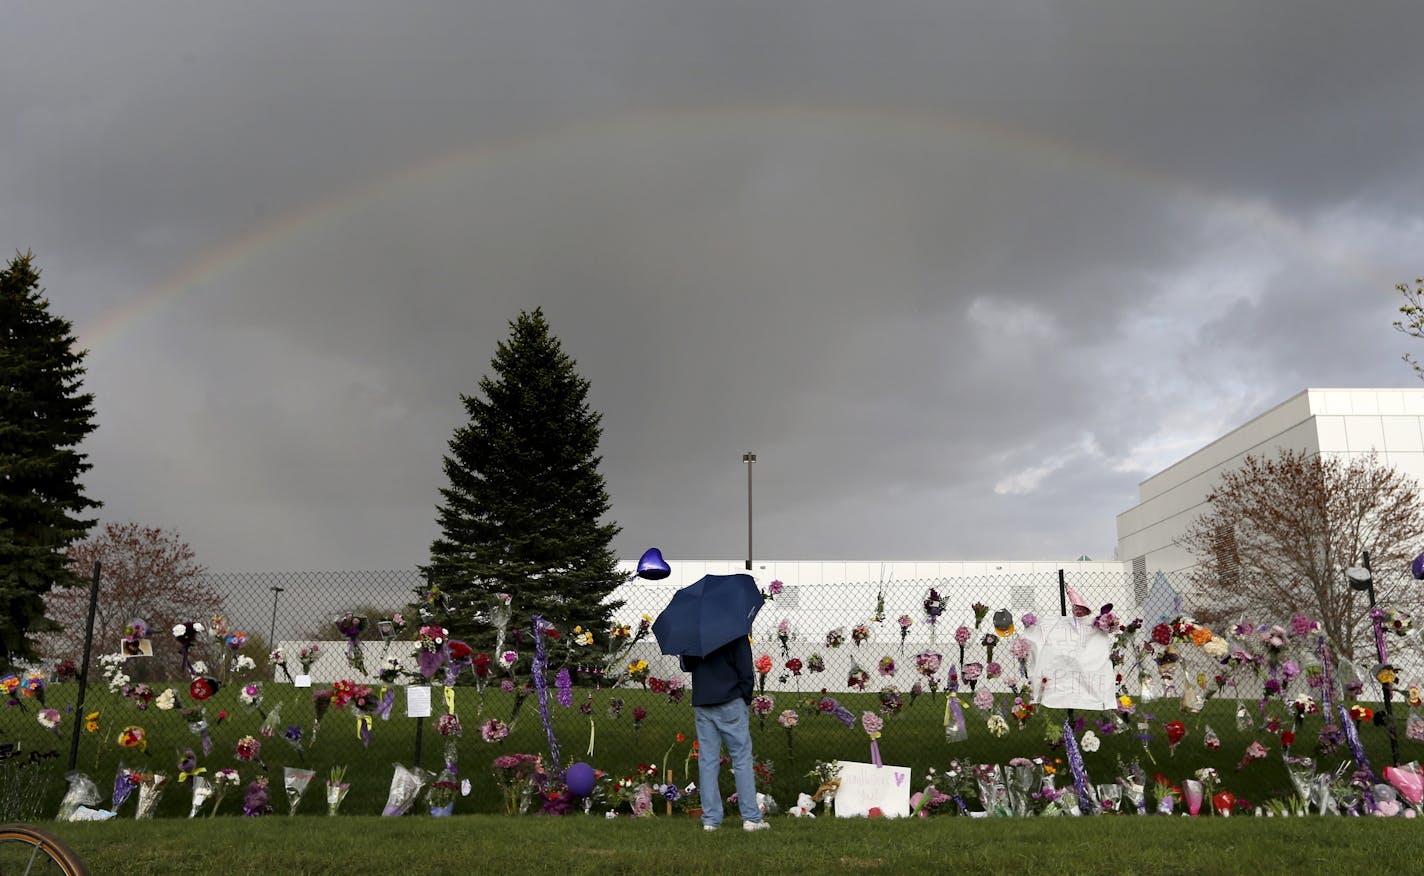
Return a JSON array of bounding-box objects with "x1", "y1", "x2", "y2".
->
[
  {"x1": 743, "y1": 451, "x2": 756, "y2": 570},
  {"x1": 268, "y1": 586, "x2": 285, "y2": 649}
]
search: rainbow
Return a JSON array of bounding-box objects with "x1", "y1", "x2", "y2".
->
[{"x1": 75, "y1": 102, "x2": 1391, "y2": 350}]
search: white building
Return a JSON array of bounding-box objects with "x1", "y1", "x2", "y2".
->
[{"x1": 1115, "y1": 387, "x2": 1424, "y2": 592}]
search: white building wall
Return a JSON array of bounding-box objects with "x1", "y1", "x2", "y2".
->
[{"x1": 1116, "y1": 387, "x2": 1424, "y2": 580}]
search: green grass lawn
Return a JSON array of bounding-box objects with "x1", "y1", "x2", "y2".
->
[
  {"x1": 40, "y1": 814, "x2": 1424, "y2": 876},
  {"x1": 1, "y1": 679, "x2": 1415, "y2": 820}
]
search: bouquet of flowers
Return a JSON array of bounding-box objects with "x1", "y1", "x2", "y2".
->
[
  {"x1": 807, "y1": 760, "x2": 841, "y2": 812},
  {"x1": 492, "y1": 753, "x2": 544, "y2": 815},
  {"x1": 336, "y1": 613, "x2": 367, "y2": 674},
  {"x1": 954, "y1": 625, "x2": 972, "y2": 668},
  {"x1": 297, "y1": 644, "x2": 321, "y2": 675},
  {"x1": 807, "y1": 653, "x2": 826, "y2": 674},
  {"x1": 754, "y1": 653, "x2": 773, "y2": 694},
  {"x1": 186, "y1": 774, "x2": 213, "y2": 818},
  {"x1": 751, "y1": 694, "x2": 775, "y2": 730},
  {"x1": 326, "y1": 765, "x2": 351, "y2": 816},
  {"x1": 777, "y1": 709, "x2": 798, "y2": 758},
  {"x1": 1006, "y1": 757, "x2": 1041, "y2": 817},
  {"x1": 122, "y1": 619, "x2": 149, "y2": 656},
  {"x1": 923, "y1": 587, "x2": 946, "y2": 636},
  {"x1": 973, "y1": 763, "x2": 1007, "y2": 816},
  {"x1": 270, "y1": 648, "x2": 293, "y2": 683},
  {"x1": 428, "y1": 768, "x2": 460, "y2": 816},
  {"x1": 381, "y1": 763, "x2": 434, "y2": 816},
  {"x1": 235, "y1": 735, "x2": 266, "y2": 771},
  {"x1": 210, "y1": 768, "x2": 241, "y2": 817},
  {"x1": 135, "y1": 772, "x2": 168, "y2": 819},
  {"x1": 243, "y1": 776, "x2": 272, "y2": 816},
  {"x1": 1117, "y1": 760, "x2": 1147, "y2": 814},
  {"x1": 847, "y1": 664, "x2": 870, "y2": 691},
  {"x1": 416, "y1": 625, "x2": 449, "y2": 681},
  {"x1": 851, "y1": 624, "x2": 871, "y2": 646},
  {"x1": 172, "y1": 621, "x2": 206, "y2": 675},
  {"x1": 897, "y1": 615, "x2": 913, "y2": 650},
  {"x1": 962, "y1": 662, "x2": 983, "y2": 692},
  {"x1": 776, "y1": 618, "x2": 792, "y2": 656},
  {"x1": 239, "y1": 682, "x2": 266, "y2": 718},
  {"x1": 825, "y1": 628, "x2": 846, "y2": 649},
  {"x1": 971, "y1": 602, "x2": 990, "y2": 630},
  {"x1": 878, "y1": 655, "x2": 896, "y2": 677},
  {"x1": 284, "y1": 766, "x2": 316, "y2": 815},
  {"x1": 37, "y1": 707, "x2": 62, "y2": 737},
  {"x1": 944, "y1": 694, "x2": 968, "y2": 743}
]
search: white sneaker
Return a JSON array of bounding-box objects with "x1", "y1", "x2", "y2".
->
[
  {"x1": 742, "y1": 819, "x2": 770, "y2": 832},
  {"x1": 703, "y1": 824, "x2": 718, "y2": 831}
]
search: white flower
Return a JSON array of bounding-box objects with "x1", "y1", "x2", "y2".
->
[
  {"x1": 191, "y1": 661, "x2": 208, "y2": 675},
  {"x1": 155, "y1": 689, "x2": 177, "y2": 710},
  {"x1": 233, "y1": 655, "x2": 256, "y2": 673},
  {"x1": 986, "y1": 715, "x2": 1009, "y2": 737},
  {"x1": 1202, "y1": 638, "x2": 1229, "y2": 659},
  {"x1": 1080, "y1": 730, "x2": 1100, "y2": 753}
]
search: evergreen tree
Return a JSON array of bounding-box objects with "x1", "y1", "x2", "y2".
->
[
  {"x1": 0, "y1": 252, "x2": 101, "y2": 669},
  {"x1": 423, "y1": 308, "x2": 622, "y2": 653}
]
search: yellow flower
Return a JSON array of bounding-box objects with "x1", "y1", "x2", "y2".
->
[
  {"x1": 85, "y1": 711, "x2": 100, "y2": 733},
  {"x1": 1409, "y1": 686, "x2": 1422, "y2": 707},
  {"x1": 1377, "y1": 666, "x2": 1399, "y2": 685},
  {"x1": 1118, "y1": 695, "x2": 1135, "y2": 710}
]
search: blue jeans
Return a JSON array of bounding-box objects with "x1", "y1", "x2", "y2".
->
[{"x1": 694, "y1": 698, "x2": 762, "y2": 826}]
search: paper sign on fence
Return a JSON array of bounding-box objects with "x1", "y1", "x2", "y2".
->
[
  {"x1": 833, "y1": 760, "x2": 911, "y2": 818},
  {"x1": 406, "y1": 685, "x2": 432, "y2": 718}
]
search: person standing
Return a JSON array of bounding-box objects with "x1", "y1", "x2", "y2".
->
[{"x1": 681, "y1": 634, "x2": 769, "y2": 831}]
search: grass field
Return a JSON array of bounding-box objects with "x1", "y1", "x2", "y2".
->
[{"x1": 38, "y1": 813, "x2": 1424, "y2": 876}]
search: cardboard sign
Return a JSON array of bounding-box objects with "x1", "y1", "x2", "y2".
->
[{"x1": 832, "y1": 760, "x2": 912, "y2": 818}]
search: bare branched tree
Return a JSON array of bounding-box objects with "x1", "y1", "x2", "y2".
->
[
  {"x1": 1179, "y1": 449, "x2": 1424, "y2": 659},
  {"x1": 1392, "y1": 277, "x2": 1424, "y2": 380},
  {"x1": 42, "y1": 522, "x2": 223, "y2": 680}
]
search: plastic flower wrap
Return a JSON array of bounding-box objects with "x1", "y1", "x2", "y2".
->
[
  {"x1": 1005, "y1": 757, "x2": 1041, "y2": 817},
  {"x1": 284, "y1": 766, "x2": 316, "y2": 815},
  {"x1": 239, "y1": 682, "x2": 266, "y2": 718},
  {"x1": 182, "y1": 774, "x2": 212, "y2": 818},
  {"x1": 136, "y1": 772, "x2": 169, "y2": 819},
  {"x1": 943, "y1": 694, "x2": 968, "y2": 743},
  {"x1": 57, "y1": 772, "x2": 101, "y2": 822},
  {"x1": 428, "y1": 768, "x2": 460, "y2": 816},
  {"x1": 37, "y1": 707, "x2": 62, "y2": 737},
  {"x1": 326, "y1": 765, "x2": 351, "y2": 816},
  {"x1": 1237, "y1": 740, "x2": 1268, "y2": 771},
  {"x1": 112, "y1": 765, "x2": 143, "y2": 812},
  {"x1": 382, "y1": 763, "x2": 434, "y2": 816},
  {"x1": 1203, "y1": 724, "x2": 1221, "y2": 750},
  {"x1": 1117, "y1": 761, "x2": 1147, "y2": 814},
  {"x1": 973, "y1": 763, "x2": 1008, "y2": 815}
]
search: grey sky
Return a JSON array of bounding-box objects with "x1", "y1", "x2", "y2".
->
[{"x1": 5, "y1": 1, "x2": 1423, "y2": 570}]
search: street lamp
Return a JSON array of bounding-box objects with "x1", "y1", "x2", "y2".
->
[
  {"x1": 743, "y1": 451, "x2": 756, "y2": 571},
  {"x1": 268, "y1": 586, "x2": 285, "y2": 649}
]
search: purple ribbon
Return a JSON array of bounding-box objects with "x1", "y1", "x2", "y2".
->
[
  {"x1": 1318, "y1": 636, "x2": 1337, "y2": 717},
  {"x1": 376, "y1": 688, "x2": 395, "y2": 720},
  {"x1": 948, "y1": 696, "x2": 966, "y2": 738},
  {"x1": 532, "y1": 615, "x2": 562, "y2": 777},
  {"x1": 1062, "y1": 717, "x2": 1096, "y2": 816},
  {"x1": 870, "y1": 739, "x2": 882, "y2": 768},
  {"x1": 1339, "y1": 702, "x2": 1377, "y2": 811}
]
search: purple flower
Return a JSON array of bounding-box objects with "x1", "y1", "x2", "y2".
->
[{"x1": 556, "y1": 667, "x2": 573, "y2": 708}]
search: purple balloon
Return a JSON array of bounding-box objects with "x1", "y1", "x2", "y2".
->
[
  {"x1": 566, "y1": 761, "x2": 597, "y2": 798},
  {"x1": 636, "y1": 547, "x2": 671, "y2": 580},
  {"x1": 1412, "y1": 552, "x2": 1424, "y2": 581}
]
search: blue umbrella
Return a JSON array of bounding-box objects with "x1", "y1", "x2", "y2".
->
[{"x1": 651, "y1": 573, "x2": 765, "y2": 657}]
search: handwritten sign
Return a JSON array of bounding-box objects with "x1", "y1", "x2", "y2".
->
[
  {"x1": 406, "y1": 685, "x2": 432, "y2": 718},
  {"x1": 832, "y1": 760, "x2": 911, "y2": 818}
]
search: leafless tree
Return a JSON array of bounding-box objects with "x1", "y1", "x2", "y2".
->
[
  {"x1": 1179, "y1": 449, "x2": 1424, "y2": 659},
  {"x1": 42, "y1": 522, "x2": 224, "y2": 680}
]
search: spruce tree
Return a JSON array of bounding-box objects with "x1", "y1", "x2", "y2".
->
[
  {"x1": 0, "y1": 252, "x2": 100, "y2": 669},
  {"x1": 424, "y1": 308, "x2": 622, "y2": 653}
]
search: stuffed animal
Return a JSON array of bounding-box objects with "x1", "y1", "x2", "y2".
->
[{"x1": 788, "y1": 792, "x2": 816, "y2": 817}]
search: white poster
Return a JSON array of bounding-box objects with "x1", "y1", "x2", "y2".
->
[
  {"x1": 406, "y1": 685, "x2": 432, "y2": 718},
  {"x1": 833, "y1": 760, "x2": 912, "y2": 818},
  {"x1": 1023, "y1": 616, "x2": 1115, "y2": 710}
]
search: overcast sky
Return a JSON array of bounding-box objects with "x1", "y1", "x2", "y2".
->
[{"x1": 5, "y1": 2, "x2": 1424, "y2": 571}]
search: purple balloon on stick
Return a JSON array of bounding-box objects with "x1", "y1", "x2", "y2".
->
[{"x1": 1412, "y1": 552, "x2": 1424, "y2": 581}]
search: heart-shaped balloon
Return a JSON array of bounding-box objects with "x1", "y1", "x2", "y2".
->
[
  {"x1": 1376, "y1": 799, "x2": 1402, "y2": 817},
  {"x1": 1385, "y1": 765, "x2": 1424, "y2": 805},
  {"x1": 1212, "y1": 791, "x2": 1235, "y2": 816},
  {"x1": 635, "y1": 548, "x2": 671, "y2": 580}
]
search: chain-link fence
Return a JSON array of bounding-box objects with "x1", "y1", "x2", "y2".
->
[{"x1": 3, "y1": 565, "x2": 1418, "y2": 817}]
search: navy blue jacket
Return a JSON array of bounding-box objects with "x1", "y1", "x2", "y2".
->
[{"x1": 679, "y1": 637, "x2": 754, "y2": 707}]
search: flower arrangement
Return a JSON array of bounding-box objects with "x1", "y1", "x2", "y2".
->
[
  {"x1": 847, "y1": 664, "x2": 870, "y2": 691},
  {"x1": 776, "y1": 618, "x2": 792, "y2": 656},
  {"x1": 754, "y1": 653, "x2": 773, "y2": 693},
  {"x1": 778, "y1": 709, "x2": 798, "y2": 757},
  {"x1": 627, "y1": 659, "x2": 650, "y2": 687},
  {"x1": 751, "y1": 694, "x2": 775, "y2": 730},
  {"x1": 825, "y1": 628, "x2": 846, "y2": 649},
  {"x1": 897, "y1": 615, "x2": 913, "y2": 649},
  {"x1": 954, "y1": 625, "x2": 971, "y2": 667},
  {"x1": 807, "y1": 653, "x2": 826, "y2": 673},
  {"x1": 492, "y1": 753, "x2": 545, "y2": 815},
  {"x1": 210, "y1": 768, "x2": 240, "y2": 817},
  {"x1": 879, "y1": 686, "x2": 904, "y2": 716},
  {"x1": 481, "y1": 718, "x2": 510, "y2": 744},
  {"x1": 878, "y1": 655, "x2": 896, "y2": 677},
  {"x1": 962, "y1": 662, "x2": 983, "y2": 692},
  {"x1": 297, "y1": 644, "x2": 321, "y2": 674},
  {"x1": 851, "y1": 624, "x2": 871, "y2": 646},
  {"x1": 914, "y1": 651, "x2": 942, "y2": 696},
  {"x1": 971, "y1": 602, "x2": 990, "y2": 629},
  {"x1": 325, "y1": 765, "x2": 350, "y2": 816},
  {"x1": 335, "y1": 613, "x2": 367, "y2": 674},
  {"x1": 923, "y1": 587, "x2": 946, "y2": 628}
]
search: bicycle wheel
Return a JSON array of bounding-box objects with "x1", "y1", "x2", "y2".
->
[{"x1": 0, "y1": 824, "x2": 88, "y2": 876}]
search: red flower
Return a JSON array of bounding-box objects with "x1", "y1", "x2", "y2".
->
[
  {"x1": 754, "y1": 654, "x2": 773, "y2": 675},
  {"x1": 1164, "y1": 720, "x2": 1187, "y2": 751},
  {"x1": 1281, "y1": 730, "x2": 1296, "y2": 749},
  {"x1": 1151, "y1": 624, "x2": 1171, "y2": 646},
  {"x1": 473, "y1": 653, "x2": 491, "y2": 678}
]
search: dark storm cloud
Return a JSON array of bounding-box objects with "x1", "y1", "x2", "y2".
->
[{"x1": 3, "y1": 1, "x2": 1423, "y2": 569}]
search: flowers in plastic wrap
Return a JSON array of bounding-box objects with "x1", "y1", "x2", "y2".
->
[
  {"x1": 825, "y1": 628, "x2": 845, "y2": 649},
  {"x1": 58, "y1": 772, "x2": 101, "y2": 821},
  {"x1": 297, "y1": 644, "x2": 321, "y2": 675},
  {"x1": 973, "y1": 763, "x2": 1008, "y2": 815},
  {"x1": 807, "y1": 760, "x2": 842, "y2": 812},
  {"x1": 847, "y1": 663, "x2": 870, "y2": 691},
  {"x1": 986, "y1": 714, "x2": 1009, "y2": 738},
  {"x1": 416, "y1": 624, "x2": 449, "y2": 681},
  {"x1": 851, "y1": 623, "x2": 871, "y2": 646},
  {"x1": 136, "y1": 772, "x2": 168, "y2": 819},
  {"x1": 37, "y1": 707, "x2": 62, "y2": 737},
  {"x1": 243, "y1": 776, "x2": 272, "y2": 816},
  {"x1": 336, "y1": 613, "x2": 368, "y2": 674},
  {"x1": 1117, "y1": 760, "x2": 1147, "y2": 814},
  {"x1": 428, "y1": 768, "x2": 460, "y2": 817},
  {"x1": 239, "y1": 682, "x2": 266, "y2": 718},
  {"x1": 235, "y1": 735, "x2": 265, "y2": 771},
  {"x1": 284, "y1": 766, "x2": 316, "y2": 815},
  {"x1": 493, "y1": 753, "x2": 544, "y2": 815},
  {"x1": 326, "y1": 765, "x2": 351, "y2": 816},
  {"x1": 1202, "y1": 724, "x2": 1221, "y2": 751},
  {"x1": 112, "y1": 765, "x2": 143, "y2": 812},
  {"x1": 1237, "y1": 740, "x2": 1268, "y2": 771}
]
